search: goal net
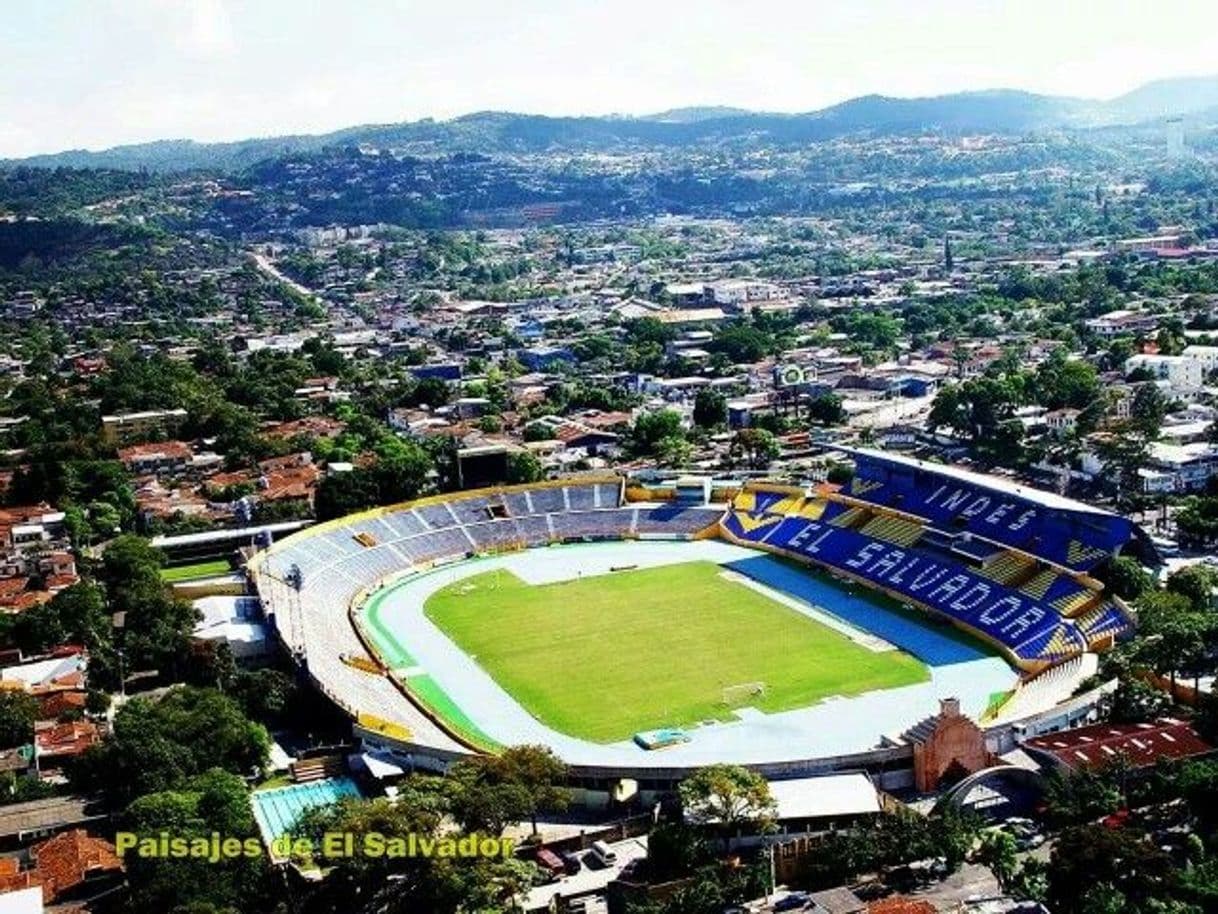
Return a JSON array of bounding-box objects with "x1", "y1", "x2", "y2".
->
[{"x1": 721, "y1": 681, "x2": 766, "y2": 707}]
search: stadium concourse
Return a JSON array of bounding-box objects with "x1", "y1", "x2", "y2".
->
[{"x1": 246, "y1": 457, "x2": 1144, "y2": 777}]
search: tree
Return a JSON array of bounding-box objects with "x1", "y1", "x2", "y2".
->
[
  {"x1": 12, "y1": 580, "x2": 109, "y2": 654},
  {"x1": 693, "y1": 389, "x2": 728, "y2": 430},
  {"x1": 1167, "y1": 564, "x2": 1218, "y2": 611},
  {"x1": 826, "y1": 462, "x2": 854, "y2": 485},
  {"x1": 656, "y1": 434, "x2": 693, "y2": 468},
  {"x1": 928, "y1": 377, "x2": 1026, "y2": 463},
  {"x1": 445, "y1": 765, "x2": 531, "y2": 836},
  {"x1": 0, "y1": 691, "x2": 37, "y2": 749},
  {"x1": 1093, "y1": 432, "x2": 1150, "y2": 509},
  {"x1": 632, "y1": 410, "x2": 685, "y2": 455},
  {"x1": 731, "y1": 428, "x2": 780, "y2": 469},
  {"x1": 977, "y1": 830, "x2": 1019, "y2": 892},
  {"x1": 1102, "y1": 555, "x2": 1153, "y2": 601},
  {"x1": 1034, "y1": 351, "x2": 1100, "y2": 411},
  {"x1": 293, "y1": 793, "x2": 536, "y2": 913},
  {"x1": 70, "y1": 687, "x2": 269, "y2": 807},
  {"x1": 226, "y1": 667, "x2": 299, "y2": 726},
  {"x1": 1048, "y1": 825, "x2": 1176, "y2": 914},
  {"x1": 1042, "y1": 767, "x2": 1122, "y2": 829},
  {"x1": 122, "y1": 769, "x2": 272, "y2": 913},
  {"x1": 475, "y1": 744, "x2": 569, "y2": 836},
  {"x1": 505, "y1": 450, "x2": 544, "y2": 484},
  {"x1": 100, "y1": 533, "x2": 165, "y2": 590},
  {"x1": 710, "y1": 323, "x2": 772, "y2": 363},
  {"x1": 807, "y1": 393, "x2": 845, "y2": 426},
  {"x1": 1134, "y1": 590, "x2": 1214, "y2": 691},
  {"x1": 679, "y1": 764, "x2": 776, "y2": 846},
  {"x1": 1129, "y1": 382, "x2": 1168, "y2": 439}
]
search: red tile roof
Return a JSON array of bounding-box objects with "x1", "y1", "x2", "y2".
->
[
  {"x1": 0, "y1": 577, "x2": 29, "y2": 598},
  {"x1": 37, "y1": 691, "x2": 87, "y2": 721},
  {"x1": 32, "y1": 829, "x2": 122, "y2": 902},
  {"x1": 869, "y1": 897, "x2": 937, "y2": 914},
  {"x1": 0, "y1": 856, "x2": 38, "y2": 895},
  {"x1": 117, "y1": 440, "x2": 193, "y2": 463},
  {"x1": 35, "y1": 720, "x2": 100, "y2": 758},
  {"x1": 1025, "y1": 717, "x2": 1214, "y2": 770}
]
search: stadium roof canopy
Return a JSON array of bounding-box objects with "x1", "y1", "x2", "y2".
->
[
  {"x1": 149, "y1": 520, "x2": 311, "y2": 549},
  {"x1": 833, "y1": 446, "x2": 1116, "y2": 517}
]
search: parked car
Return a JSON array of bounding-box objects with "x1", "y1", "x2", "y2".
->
[
  {"x1": 536, "y1": 848, "x2": 565, "y2": 880},
  {"x1": 774, "y1": 892, "x2": 810, "y2": 912}
]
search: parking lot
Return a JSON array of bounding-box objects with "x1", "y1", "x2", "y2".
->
[{"x1": 521, "y1": 836, "x2": 649, "y2": 912}]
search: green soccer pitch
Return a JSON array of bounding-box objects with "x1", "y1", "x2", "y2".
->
[{"x1": 423, "y1": 560, "x2": 929, "y2": 743}]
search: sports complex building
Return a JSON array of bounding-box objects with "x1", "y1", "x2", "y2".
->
[{"x1": 247, "y1": 447, "x2": 1151, "y2": 801}]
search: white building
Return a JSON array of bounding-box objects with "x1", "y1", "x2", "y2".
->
[
  {"x1": 1086, "y1": 309, "x2": 1159, "y2": 338},
  {"x1": 1183, "y1": 345, "x2": 1218, "y2": 374},
  {"x1": 1144, "y1": 442, "x2": 1218, "y2": 492},
  {"x1": 1125, "y1": 354, "x2": 1205, "y2": 388}
]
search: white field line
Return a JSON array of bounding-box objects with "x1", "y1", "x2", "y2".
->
[{"x1": 718, "y1": 570, "x2": 896, "y2": 653}]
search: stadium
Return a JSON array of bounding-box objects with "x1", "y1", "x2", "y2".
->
[{"x1": 247, "y1": 447, "x2": 1148, "y2": 795}]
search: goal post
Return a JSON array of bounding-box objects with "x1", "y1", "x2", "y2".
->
[{"x1": 721, "y1": 681, "x2": 767, "y2": 707}]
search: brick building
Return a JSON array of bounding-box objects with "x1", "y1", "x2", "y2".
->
[{"x1": 901, "y1": 698, "x2": 992, "y2": 793}]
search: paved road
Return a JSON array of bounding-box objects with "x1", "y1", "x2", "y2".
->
[
  {"x1": 521, "y1": 836, "x2": 648, "y2": 911},
  {"x1": 249, "y1": 251, "x2": 319, "y2": 300}
]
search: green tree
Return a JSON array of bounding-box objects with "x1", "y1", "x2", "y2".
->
[
  {"x1": 632, "y1": 410, "x2": 685, "y2": 455},
  {"x1": 506, "y1": 450, "x2": 544, "y2": 484},
  {"x1": 731, "y1": 428, "x2": 780, "y2": 469},
  {"x1": 70, "y1": 687, "x2": 270, "y2": 807},
  {"x1": 977, "y1": 830, "x2": 1019, "y2": 892},
  {"x1": 679, "y1": 764, "x2": 776, "y2": 847},
  {"x1": 1129, "y1": 382, "x2": 1168, "y2": 439},
  {"x1": 12, "y1": 580, "x2": 109, "y2": 654},
  {"x1": 1167, "y1": 564, "x2": 1218, "y2": 611},
  {"x1": 928, "y1": 377, "x2": 1026, "y2": 465},
  {"x1": 1047, "y1": 825, "x2": 1176, "y2": 914},
  {"x1": 1102, "y1": 556, "x2": 1153, "y2": 601},
  {"x1": 0, "y1": 691, "x2": 38, "y2": 749},
  {"x1": 461, "y1": 744, "x2": 570, "y2": 837},
  {"x1": 122, "y1": 769, "x2": 272, "y2": 913},
  {"x1": 693, "y1": 389, "x2": 728, "y2": 429}
]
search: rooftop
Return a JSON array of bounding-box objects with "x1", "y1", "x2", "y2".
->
[{"x1": 1025, "y1": 717, "x2": 1214, "y2": 770}]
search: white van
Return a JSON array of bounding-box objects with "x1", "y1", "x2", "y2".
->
[{"x1": 589, "y1": 840, "x2": 617, "y2": 867}]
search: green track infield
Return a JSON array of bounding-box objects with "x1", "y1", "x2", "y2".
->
[{"x1": 423, "y1": 561, "x2": 929, "y2": 743}]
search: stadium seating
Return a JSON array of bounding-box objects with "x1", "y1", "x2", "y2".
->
[
  {"x1": 527, "y1": 487, "x2": 567, "y2": 515},
  {"x1": 254, "y1": 480, "x2": 701, "y2": 638},
  {"x1": 416, "y1": 503, "x2": 459, "y2": 530},
  {"x1": 567, "y1": 485, "x2": 598, "y2": 512},
  {"x1": 839, "y1": 449, "x2": 1136, "y2": 572},
  {"x1": 723, "y1": 504, "x2": 1095, "y2": 666},
  {"x1": 634, "y1": 505, "x2": 721, "y2": 535},
  {"x1": 723, "y1": 449, "x2": 1143, "y2": 668}
]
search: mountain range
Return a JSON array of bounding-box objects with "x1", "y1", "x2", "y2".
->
[{"x1": 8, "y1": 74, "x2": 1218, "y2": 174}]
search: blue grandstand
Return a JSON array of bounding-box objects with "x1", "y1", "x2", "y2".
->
[
  {"x1": 836, "y1": 447, "x2": 1137, "y2": 572},
  {"x1": 721, "y1": 448, "x2": 1144, "y2": 670}
]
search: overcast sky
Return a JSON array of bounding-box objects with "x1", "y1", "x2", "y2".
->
[{"x1": 3, "y1": 0, "x2": 1218, "y2": 158}]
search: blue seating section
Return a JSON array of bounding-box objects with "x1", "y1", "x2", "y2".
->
[
  {"x1": 1078, "y1": 602, "x2": 1132, "y2": 644},
  {"x1": 842, "y1": 454, "x2": 1134, "y2": 572},
  {"x1": 635, "y1": 506, "x2": 720, "y2": 535},
  {"x1": 725, "y1": 509, "x2": 1087, "y2": 665}
]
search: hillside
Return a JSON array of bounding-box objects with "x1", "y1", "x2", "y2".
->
[{"x1": 6, "y1": 75, "x2": 1218, "y2": 174}]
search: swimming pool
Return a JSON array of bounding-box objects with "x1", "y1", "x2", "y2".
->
[{"x1": 251, "y1": 777, "x2": 363, "y2": 852}]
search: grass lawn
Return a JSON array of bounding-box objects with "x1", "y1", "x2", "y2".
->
[
  {"x1": 160, "y1": 559, "x2": 233, "y2": 582},
  {"x1": 423, "y1": 561, "x2": 929, "y2": 743}
]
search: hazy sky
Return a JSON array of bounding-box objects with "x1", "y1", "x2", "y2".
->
[{"x1": 3, "y1": 0, "x2": 1218, "y2": 158}]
